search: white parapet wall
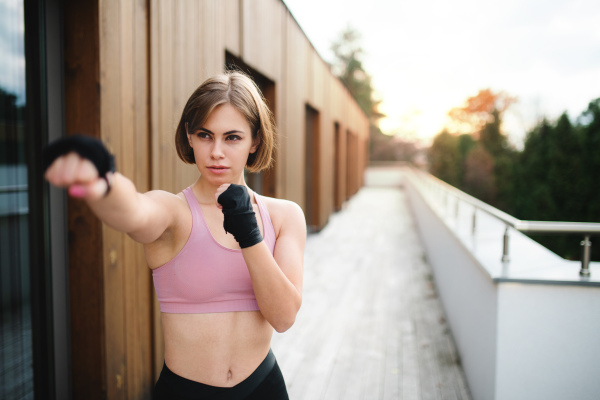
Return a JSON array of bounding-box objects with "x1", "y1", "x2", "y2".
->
[{"x1": 400, "y1": 167, "x2": 600, "y2": 400}]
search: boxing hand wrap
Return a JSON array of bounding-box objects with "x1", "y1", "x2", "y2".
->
[
  {"x1": 43, "y1": 134, "x2": 116, "y2": 195},
  {"x1": 217, "y1": 184, "x2": 263, "y2": 249}
]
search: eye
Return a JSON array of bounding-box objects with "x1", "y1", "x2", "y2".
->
[
  {"x1": 226, "y1": 135, "x2": 242, "y2": 141},
  {"x1": 196, "y1": 131, "x2": 211, "y2": 140}
]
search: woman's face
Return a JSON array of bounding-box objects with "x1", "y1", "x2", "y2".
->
[{"x1": 187, "y1": 103, "x2": 258, "y2": 186}]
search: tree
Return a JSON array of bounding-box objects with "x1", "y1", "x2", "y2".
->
[
  {"x1": 479, "y1": 108, "x2": 508, "y2": 158},
  {"x1": 0, "y1": 87, "x2": 26, "y2": 165},
  {"x1": 330, "y1": 26, "x2": 382, "y2": 121},
  {"x1": 511, "y1": 119, "x2": 555, "y2": 220},
  {"x1": 331, "y1": 26, "x2": 392, "y2": 162},
  {"x1": 0, "y1": 87, "x2": 23, "y2": 122},
  {"x1": 428, "y1": 130, "x2": 461, "y2": 186},
  {"x1": 547, "y1": 113, "x2": 584, "y2": 221},
  {"x1": 456, "y1": 133, "x2": 476, "y2": 187},
  {"x1": 580, "y1": 98, "x2": 600, "y2": 223},
  {"x1": 433, "y1": 89, "x2": 517, "y2": 209},
  {"x1": 369, "y1": 125, "x2": 396, "y2": 161},
  {"x1": 463, "y1": 145, "x2": 496, "y2": 204},
  {"x1": 446, "y1": 89, "x2": 517, "y2": 136}
]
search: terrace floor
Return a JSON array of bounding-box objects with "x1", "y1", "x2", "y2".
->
[{"x1": 271, "y1": 168, "x2": 472, "y2": 400}]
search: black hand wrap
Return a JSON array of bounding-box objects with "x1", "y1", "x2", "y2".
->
[
  {"x1": 43, "y1": 134, "x2": 116, "y2": 176},
  {"x1": 217, "y1": 184, "x2": 263, "y2": 249},
  {"x1": 43, "y1": 134, "x2": 116, "y2": 194}
]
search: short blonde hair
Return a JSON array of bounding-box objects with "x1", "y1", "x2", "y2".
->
[{"x1": 175, "y1": 71, "x2": 276, "y2": 172}]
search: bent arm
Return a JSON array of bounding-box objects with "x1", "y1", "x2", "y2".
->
[{"x1": 242, "y1": 202, "x2": 306, "y2": 332}]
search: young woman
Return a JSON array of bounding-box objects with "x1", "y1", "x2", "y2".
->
[{"x1": 44, "y1": 71, "x2": 305, "y2": 399}]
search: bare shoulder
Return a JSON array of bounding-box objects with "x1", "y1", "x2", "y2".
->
[
  {"x1": 142, "y1": 189, "x2": 191, "y2": 232},
  {"x1": 144, "y1": 188, "x2": 187, "y2": 203},
  {"x1": 260, "y1": 196, "x2": 306, "y2": 236}
]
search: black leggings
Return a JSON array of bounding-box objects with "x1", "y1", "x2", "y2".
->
[{"x1": 153, "y1": 349, "x2": 289, "y2": 400}]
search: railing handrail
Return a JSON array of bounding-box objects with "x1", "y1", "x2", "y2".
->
[
  {"x1": 406, "y1": 167, "x2": 598, "y2": 276},
  {"x1": 410, "y1": 168, "x2": 600, "y2": 234}
]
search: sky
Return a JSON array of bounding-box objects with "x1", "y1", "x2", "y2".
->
[
  {"x1": 283, "y1": 0, "x2": 600, "y2": 147},
  {"x1": 0, "y1": 0, "x2": 25, "y2": 105}
]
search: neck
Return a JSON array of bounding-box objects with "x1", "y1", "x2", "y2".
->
[{"x1": 192, "y1": 175, "x2": 248, "y2": 202}]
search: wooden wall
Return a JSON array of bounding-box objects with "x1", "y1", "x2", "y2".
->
[
  {"x1": 63, "y1": 1, "x2": 105, "y2": 398},
  {"x1": 99, "y1": 0, "x2": 153, "y2": 398},
  {"x1": 65, "y1": 0, "x2": 369, "y2": 398}
]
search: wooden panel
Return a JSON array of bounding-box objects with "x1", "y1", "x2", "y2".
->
[
  {"x1": 127, "y1": 0, "x2": 153, "y2": 397},
  {"x1": 282, "y1": 17, "x2": 308, "y2": 205},
  {"x1": 173, "y1": 0, "x2": 187, "y2": 193},
  {"x1": 99, "y1": 1, "x2": 127, "y2": 398},
  {"x1": 222, "y1": 0, "x2": 240, "y2": 56},
  {"x1": 98, "y1": 0, "x2": 153, "y2": 398},
  {"x1": 63, "y1": 1, "x2": 105, "y2": 399},
  {"x1": 316, "y1": 59, "x2": 333, "y2": 226},
  {"x1": 148, "y1": 0, "x2": 163, "y2": 382},
  {"x1": 203, "y1": 1, "x2": 225, "y2": 77},
  {"x1": 241, "y1": 0, "x2": 281, "y2": 80},
  {"x1": 157, "y1": 0, "x2": 175, "y2": 193}
]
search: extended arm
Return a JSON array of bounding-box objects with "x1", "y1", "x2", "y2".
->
[{"x1": 44, "y1": 137, "x2": 177, "y2": 244}]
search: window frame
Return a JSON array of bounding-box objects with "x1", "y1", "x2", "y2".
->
[{"x1": 24, "y1": 0, "x2": 71, "y2": 398}]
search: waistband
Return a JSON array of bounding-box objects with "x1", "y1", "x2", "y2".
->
[{"x1": 157, "y1": 349, "x2": 276, "y2": 399}]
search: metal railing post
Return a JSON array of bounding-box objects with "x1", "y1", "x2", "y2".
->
[
  {"x1": 416, "y1": 168, "x2": 600, "y2": 278},
  {"x1": 580, "y1": 235, "x2": 591, "y2": 277},
  {"x1": 502, "y1": 226, "x2": 510, "y2": 262}
]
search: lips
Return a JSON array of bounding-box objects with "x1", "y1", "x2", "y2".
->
[{"x1": 207, "y1": 165, "x2": 229, "y2": 174}]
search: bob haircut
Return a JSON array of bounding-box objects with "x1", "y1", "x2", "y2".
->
[{"x1": 175, "y1": 71, "x2": 276, "y2": 173}]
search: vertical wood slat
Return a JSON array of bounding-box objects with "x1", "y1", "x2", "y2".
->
[
  {"x1": 149, "y1": 0, "x2": 164, "y2": 383},
  {"x1": 99, "y1": 0, "x2": 127, "y2": 398},
  {"x1": 127, "y1": 0, "x2": 152, "y2": 397},
  {"x1": 173, "y1": 0, "x2": 185, "y2": 193},
  {"x1": 223, "y1": 0, "x2": 240, "y2": 56},
  {"x1": 99, "y1": 1, "x2": 152, "y2": 399},
  {"x1": 63, "y1": 1, "x2": 105, "y2": 399}
]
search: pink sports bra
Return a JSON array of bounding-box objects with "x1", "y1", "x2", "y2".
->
[{"x1": 152, "y1": 187, "x2": 276, "y2": 313}]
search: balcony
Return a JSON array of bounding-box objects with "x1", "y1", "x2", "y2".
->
[{"x1": 272, "y1": 165, "x2": 600, "y2": 400}]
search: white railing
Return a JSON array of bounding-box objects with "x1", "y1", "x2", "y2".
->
[{"x1": 405, "y1": 167, "x2": 600, "y2": 277}]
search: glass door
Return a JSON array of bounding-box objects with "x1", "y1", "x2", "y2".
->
[
  {"x1": 1, "y1": 0, "x2": 69, "y2": 398},
  {"x1": 0, "y1": 1, "x2": 34, "y2": 398}
]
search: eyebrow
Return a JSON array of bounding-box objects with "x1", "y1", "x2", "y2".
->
[{"x1": 198, "y1": 128, "x2": 245, "y2": 135}]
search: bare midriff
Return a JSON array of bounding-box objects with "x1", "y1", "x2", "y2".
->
[{"x1": 161, "y1": 311, "x2": 273, "y2": 387}]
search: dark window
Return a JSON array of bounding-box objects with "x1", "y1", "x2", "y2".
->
[
  {"x1": 305, "y1": 104, "x2": 320, "y2": 230},
  {"x1": 1, "y1": 0, "x2": 69, "y2": 398},
  {"x1": 0, "y1": 1, "x2": 34, "y2": 398}
]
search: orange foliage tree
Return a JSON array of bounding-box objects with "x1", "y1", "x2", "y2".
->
[
  {"x1": 446, "y1": 89, "x2": 517, "y2": 135},
  {"x1": 429, "y1": 89, "x2": 518, "y2": 207}
]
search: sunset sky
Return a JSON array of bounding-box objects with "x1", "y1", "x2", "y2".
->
[{"x1": 283, "y1": 0, "x2": 600, "y2": 147}]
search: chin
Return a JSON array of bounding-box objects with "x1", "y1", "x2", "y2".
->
[{"x1": 201, "y1": 172, "x2": 242, "y2": 186}]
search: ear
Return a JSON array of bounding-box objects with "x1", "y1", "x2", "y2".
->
[
  {"x1": 185, "y1": 122, "x2": 193, "y2": 147},
  {"x1": 250, "y1": 132, "x2": 260, "y2": 154}
]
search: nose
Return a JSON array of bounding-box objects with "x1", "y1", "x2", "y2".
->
[{"x1": 210, "y1": 140, "x2": 224, "y2": 159}]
